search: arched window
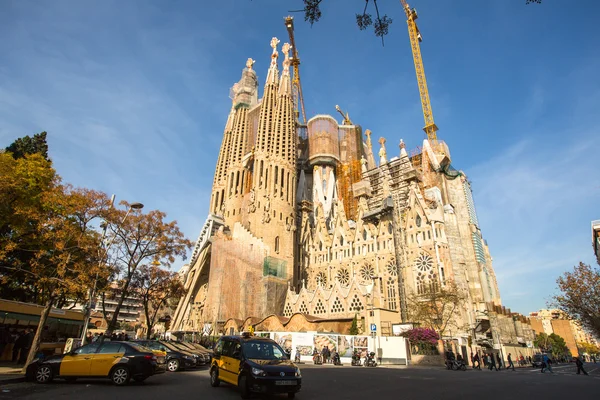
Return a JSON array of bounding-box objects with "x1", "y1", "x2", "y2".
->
[
  {"x1": 387, "y1": 277, "x2": 397, "y2": 310},
  {"x1": 275, "y1": 236, "x2": 280, "y2": 253}
]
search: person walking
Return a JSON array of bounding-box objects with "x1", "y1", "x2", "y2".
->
[
  {"x1": 574, "y1": 356, "x2": 588, "y2": 375},
  {"x1": 507, "y1": 353, "x2": 515, "y2": 371},
  {"x1": 541, "y1": 354, "x2": 553, "y2": 373},
  {"x1": 496, "y1": 352, "x2": 503, "y2": 370},
  {"x1": 488, "y1": 353, "x2": 498, "y2": 371},
  {"x1": 473, "y1": 353, "x2": 481, "y2": 370}
]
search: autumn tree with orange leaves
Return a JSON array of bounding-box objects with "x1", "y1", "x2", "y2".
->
[
  {"x1": 552, "y1": 262, "x2": 600, "y2": 338},
  {"x1": 0, "y1": 151, "x2": 114, "y2": 370},
  {"x1": 132, "y1": 264, "x2": 185, "y2": 339},
  {"x1": 100, "y1": 204, "x2": 192, "y2": 337}
]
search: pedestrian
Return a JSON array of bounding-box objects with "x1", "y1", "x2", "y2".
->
[
  {"x1": 482, "y1": 353, "x2": 488, "y2": 367},
  {"x1": 574, "y1": 356, "x2": 588, "y2": 375},
  {"x1": 0, "y1": 326, "x2": 12, "y2": 359},
  {"x1": 488, "y1": 354, "x2": 498, "y2": 371},
  {"x1": 507, "y1": 353, "x2": 515, "y2": 371},
  {"x1": 473, "y1": 353, "x2": 481, "y2": 370},
  {"x1": 541, "y1": 354, "x2": 553, "y2": 373},
  {"x1": 12, "y1": 330, "x2": 25, "y2": 363},
  {"x1": 496, "y1": 352, "x2": 503, "y2": 369},
  {"x1": 321, "y1": 346, "x2": 328, "y2": 364},
  {"x1": 519, "y1": 355, "x2": 525, "y2": 366},
  {"x1": 17, "y1": 329, "x2": 33, "y2": 364}
]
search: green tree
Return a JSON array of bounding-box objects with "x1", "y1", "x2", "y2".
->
[
  {"x1": 534, "y1": 332, "x2": 570, "y2": 358},
  {"x1": 349, "y1": 314, "x2": 359, "y2": 335},
  {"x1": 552, "y1": 262, "x2": 600, "y2": 338},
  {"x1": 5, "y1": 132, "x2": 50, "y2": 161}
]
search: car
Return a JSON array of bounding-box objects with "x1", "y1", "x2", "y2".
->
[
  {"x1": 26, "y1": 341, "x2": 166, "y2": 386},
  {"x1": 133, "y1": 340, "x2": 197, "y2": 372},
  {"x1": 165, "y1": 341, "x2": 208, "y2": 365},
  {"x1": 531, "y1": 354, "x2": 545, "y2": 368},
  {"x1": 210, "y1": 333, "x2": 301, "y2": 399},
  {"x1": 173, "y1": 341, "x2": 212, "y2": 364}
]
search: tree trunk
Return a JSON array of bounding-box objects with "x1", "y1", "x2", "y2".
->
[
  {"x1": 105, "y1": 280, "x2": 132, "y2": 337},
  {"x1": 22, "y1": 295, "x2": 54, "y2": 374}
]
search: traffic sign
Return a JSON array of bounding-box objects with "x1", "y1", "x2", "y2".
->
[{"x1": 370, "y1": 323, "x2": 377, "y2": 332}]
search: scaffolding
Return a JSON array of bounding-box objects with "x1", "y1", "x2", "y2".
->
[{"x1": 338, "y1": 159, "x2": 362, "y2": 221}]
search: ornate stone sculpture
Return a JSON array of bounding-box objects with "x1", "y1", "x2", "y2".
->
[
  {"x1": 246, "y1": 58, "x2": 255, "y2": 70},
  {"x1": 379, "y1": 137, "x2": 388, "y2": 165},
  {"x1": 360, "y1": 155, "x2": 367, "y2": 173},
  {"x1": 248, "y1": 189, "x2": 256, "y2": 213}
]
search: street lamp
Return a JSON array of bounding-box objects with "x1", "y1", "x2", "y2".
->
[{"x1": 80, "y1": 200, "x2": 144, "y2": 343}]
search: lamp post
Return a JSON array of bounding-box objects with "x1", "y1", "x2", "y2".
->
[{"x1": 80, "y1": 200, "x2": 144, "y2": 343}]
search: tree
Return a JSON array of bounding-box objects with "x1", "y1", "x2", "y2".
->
[
  {"x1": 100, "y1": 203, "x2": 192, "y2": 337},
  {"x1": 291, "y1": 0, "x2": 542, "y2": 44},
  {"x1": 406, "y1": 281, "x2": 466, "y2": 341},
  {"x1": 552, "y1": 262, "x2": 600, "y2": 338},
  {"x1": 132, "y1": 263, "x2": 185, "y2": 339},
  {"x1": 5, "y1": 132, "x2": 50, "y2": 162},
  {"x1": 534, "y1": 332, "x2": 570, "y2": 358},
  {"x1": 577, "y1": 341, "x2": 599, "y2": 356},
  {"x1": 0, "y1": 154, "x2": 109, "y2": 365},
  {"x1": 349, "y1": 314, "x2": 359, "y2": 335}
]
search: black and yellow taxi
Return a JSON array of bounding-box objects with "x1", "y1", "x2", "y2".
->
[
  {"x1": 210, "y1": 333, "x2": 301, "y2": 399},
  {"x1": 26, "y1": 341, "x2": 166, "y2": 385}
]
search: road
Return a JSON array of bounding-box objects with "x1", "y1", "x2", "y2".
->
[{"x1": 1, "y1": 363, "x2": 598, "y2": 400}]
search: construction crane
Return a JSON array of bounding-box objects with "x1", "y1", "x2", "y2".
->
[
  {"x1": 284, "y1": 16, "x2": 307, "y2": 125},
  {"x1": 400, "y1": 0, "x2": 438, "y2": 144}
]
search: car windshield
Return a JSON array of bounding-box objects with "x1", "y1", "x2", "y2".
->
[{"x1": 242, "y1": 341, "x2": 286, "y2": 360}]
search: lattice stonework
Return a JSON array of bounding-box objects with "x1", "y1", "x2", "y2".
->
[
  {"x1": 314, "y1": 299, "x2": 326, "y2": 315},
  {"x1": 331, "y1": 297, "x2": 345, "y2": 314},
  {"x1": 336, "y1": 268, "x2": 350, "y2": 286},
  {"x1": 359, "y1": 264, "x2": 375, "y2": 282},
  {"x1": 350, "y1": 294, "x2": 364, "y2": 312},
  {"x1": 283, "y1": 304, "x2": 293, "y2": 317},
  {"x1": 299, "y1": 302, "x2": 308, "y2": 314}
]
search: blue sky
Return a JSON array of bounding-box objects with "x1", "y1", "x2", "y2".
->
[{"x1": 1, "y1": 0, "x2": 598, "y2": 315}]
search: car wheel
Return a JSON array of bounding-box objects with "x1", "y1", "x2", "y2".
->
[
  {"x1": 239, "y1": 375, "x2": 251, "y2": 399},
  {"x1": 35, "y1": 365, "x2": 53, "y2": 384},
  {"x1": 133, "y1": 376, "x2": 147, "y2": 383},
  {"x1": 111, "y1": 366, "x2": 130, "y2": 386},
  {"x1": 287, "y1": 393, "x2": 296, "y2": 399},
  {"x1": 167, "y1": 359, "x2": 180, "y2": 372},
  {"x1": 210, "y1": 368, "x2": 220, "y2": 387},
  {"x1": 460, "y1": 364, "x2": 467, "y2": 371}
]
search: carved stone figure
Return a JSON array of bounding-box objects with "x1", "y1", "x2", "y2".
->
[{"x1": 246, "y1": 58, "x2": 255, "y2": 70}]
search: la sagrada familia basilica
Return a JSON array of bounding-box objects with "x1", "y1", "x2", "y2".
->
[{"x1": 171, "y1": 35, "x2": 501, "y2": 339}]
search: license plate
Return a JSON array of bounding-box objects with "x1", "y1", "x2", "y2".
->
[{"x1": 275, "y1": 380, "x2": 297, "y2": 386}]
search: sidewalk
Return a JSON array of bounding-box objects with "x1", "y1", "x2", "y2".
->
[{"x1": 0, "y1": 363, "x2": 26, "y2": 385}]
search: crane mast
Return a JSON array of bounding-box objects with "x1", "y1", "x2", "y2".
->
[
  {"x1": 400, "y1": 0, "x2": 438, "y2": 144},
  {"x1": 284, "y1": 16, "x2": 307, "y2": 126}
]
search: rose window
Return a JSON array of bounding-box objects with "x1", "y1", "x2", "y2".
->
[
  {"x1": 316, "y1": 272, "x2": 328, "y2": 287},
  {"x1": 336, "y1": 268, "x2": 350, "y2": 286},
  {"x1": 360, "y1": 264, "x2": 375, "y2": 282},
  {"x1": 414, "y1": 253, "x2": 433, "y2": 272},
  {"x1": 386, "y1": 261, "x2": 398, "y2": 276}
]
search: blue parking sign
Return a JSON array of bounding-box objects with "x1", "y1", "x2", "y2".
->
[{"x1": 370, "y1": 323, "x2": 377, "y2": 332}]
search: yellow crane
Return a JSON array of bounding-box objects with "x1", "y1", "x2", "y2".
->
[
  {"x1": 284, "y1": 16, "x2": 307, "y2": 125},
  {"x1": 400, "y1": 0, "x2": 438, "y2": 144}
]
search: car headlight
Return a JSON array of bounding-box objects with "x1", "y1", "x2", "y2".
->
[
  {"x1": 251, "y1": 367, "x2": 266, "y2": 377},
  {"x1": 295, "y1": 367, "x2": 301, "y2": 377}
]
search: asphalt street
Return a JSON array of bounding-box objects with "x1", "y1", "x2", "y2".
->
[{"x1": 1, "y1": 363, "x2": 598, "y2": 400}]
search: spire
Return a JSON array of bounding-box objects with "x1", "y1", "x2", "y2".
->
[
  {"x1": 278, "y1": 43, "x2": 292, "y2": 96},
  {"x1": 378, "y1": 137, "x2": 388, "y2": 165},
  {"x1": 399, "y1": 139, "x2": 408, "y2": 158},
  {"x1": 266, "y1": 37, "x2": 280, "y2": 85}
]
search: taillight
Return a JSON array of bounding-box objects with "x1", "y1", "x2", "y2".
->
[{"x1": 144, "y1": 355, "x2": 153, "y2": 360}]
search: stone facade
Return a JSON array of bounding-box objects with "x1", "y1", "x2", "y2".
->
[{"x1": 171, "y1": 35, "x2": 504, "y2": 345}]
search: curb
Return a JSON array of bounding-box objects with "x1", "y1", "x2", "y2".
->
[{"x1": 0, "y1": 376, "x2": 26, "y2": 385}]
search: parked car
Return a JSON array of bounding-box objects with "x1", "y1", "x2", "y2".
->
[
  {"x1": 26, "y1": 341, "x2": 165, "y2": 385},
  {"x1": 133, "y1": 340, "x2": 196, "y2": 372},
  {"x1": 166, "y1": 341, "x2": 208, "y2": 365},
  {"x1": 210, "y1": 333, "x2": 301, "y2": 399},
  {"x1": 173, "y1": 341, "x2": 212, "y2": 363}
]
